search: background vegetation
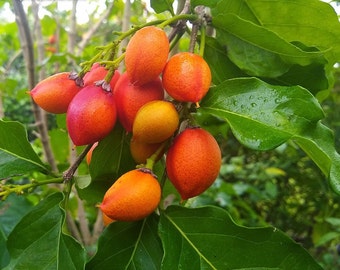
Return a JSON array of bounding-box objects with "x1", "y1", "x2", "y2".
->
[{"x1": 0, "y1": 0, "x2": 340, "y2": 269}]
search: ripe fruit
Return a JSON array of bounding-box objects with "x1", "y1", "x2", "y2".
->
[
  {"x1": 83, "y1": 63, "x2": 120, "y2": 89},
  {"x1": 130, "y1": 137, "x2": 163, "y2": 164},
  {"x1": 166, "y1": 127, "x2": 221, "y2": 200},
  {"x1": 132, "y1": 100, "x2": 179, "y2": 144},
  {"x1": 114, "y1": 72, "x2": 164, "y2": 132},
  {"x1": 86, "y1": 142, "x2": 99, "y2": 165},
  {"x1": 30, "y1": 72, "x2": 81, "y2": 114},
  {"x1": 67, "y1": 85, "x2": 117, "y2": 146},
  {"x1": 102, "y1": 212, "x2": 115, "y2": 226},
  {"x1": 125, "y1": 26, "x2": 169, "y2": 85},
  {"x1": 100, "y1": 168, "x2": 161, "y2": 221},
  {"x1": 48, "y1": 35, "x2": 56, "y2": 44},
  {"x1": 162, "y1": 52, "x2": 212, "y2": 104}
]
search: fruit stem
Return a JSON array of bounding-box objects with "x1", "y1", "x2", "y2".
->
[
  {"x1": 199, "y1": 25, "x2": 206, "y2": 57},
  {"x1": 63, "y1": 143, "x2": 94, "y2": 182},
  {"x1": 0, "y1": 177, "x2": 64, "y2": 200},
  {"x1": 159, "y1": 14, "x2": 198, "y2": 29},
  {"x1": 144, "y1": 141, "x2": 169, "y2": 170}
]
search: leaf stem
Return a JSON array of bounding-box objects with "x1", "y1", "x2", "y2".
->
[{"x1": 0, "y1": 177, "x2": 64, "y2": 200}]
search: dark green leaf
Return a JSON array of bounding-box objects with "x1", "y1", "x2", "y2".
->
[
  {"x1": 204, "y1": 37, "x2": 247, "y2": 84},
  {"x1": 4, "y1": 192, "x2": 86, "y2": 270},
  {"x1": 159, "y1": 205, "x2": 322, "y2": 269},
  {"x1": 86, "y1": 214, "x2": 163, "y2": 270},
  {"x1": 0, "y1": 194, "x2": 34, "y2": 236},
  {"x1": 212, "y1": 13, "x2": 326, "y2": 78},
  {"x1": 77, "y1": 124, "x2": 135, "y2": 204},
  {"x1": 293, "y1": 122, "x2": 340, "y2": 195},
  {"x1": 0, "y1": 228, "x2": 10, "y2": 269},
  {"x1": 191, "y1": 0, "x2": 219, "y2": 8},
  {"x1": 150, "y1": 0, "x2": 174, "y2": 14},
  {"x1": 200, "y1": 77, "x2": 324, "y2": 150},
  {"x1": 0, "y1": 120, "x2": 47, "y2": 179}
]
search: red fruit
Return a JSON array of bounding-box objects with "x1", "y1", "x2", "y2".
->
[
  {"x1": 125, "y1": 26, "x2": 169, "y2": 85},
  {"x1": 48, "y1": 35, "x2": 56, "y2": 44},
  {"x1": 83, "y1": 63, "x2": 120, "y2": 90},
  {"x1": 114, "y1": 72, "x2": 164, "y2": 132},
  {"x1": 166, "y1": 127, "x2": 221, "y2": 200},
  {"x1": 30, "y1": 72, "x2": 81, "y2": 114},
  {"x1": 67, "y1": 85, "x2": 117, "y2": 146}
]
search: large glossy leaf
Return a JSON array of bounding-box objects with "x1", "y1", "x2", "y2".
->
[
  {"x1": 245, "y1": 0, "x2": 340, "y2": 63},
  {"x1": 212, "y1": 13, "x2": 326, "y2": 78},
  {"x1": 199, "y1": 77, "x2": 340, "y2": 194},
  {"x1": 86, "y1": 214, "x2": 163, "y2": 270},
  {"x1": 159, "y1": 205, "x2": 322, "y2": 269},
  {"x1": 76, "y1": 124, "x2": 135, "y2": 205},
  {"x1": 4, "y1": 192, "x2": 86, "y2": 270},
  {"x1": 0, "y1": 120, "x2": 47, "y2": 179}
]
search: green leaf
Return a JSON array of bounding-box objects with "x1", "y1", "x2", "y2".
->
[
  {"x1": 204, "y1": 37, "x2": 247, "y2": 84},
  {"x1": 77, "y1": 124, "x2": 135, "y2": 204},
  {"x1": 293, "y1": 122, "x2": 340, "y2": 194},
  {"x1": 150, "y1": 0, "x2": 174, "y2": 14},
  {"x1": 159, "y1": 206, "x2": 322, "y2": 269},
  {"x1": 0, "y1": 120, "x2": 47, "y2": 179},
  {"x1": 245, "y1": 0, "x2": 340, "y2": 63},
  {"x1": 212, "y1": 13, "x2": 326, "y2": 78},
  {"x1": 0, "y1": 194, "x2": 34, "y2": 236},
  {"x1": 86, "y1": 214, "x2": 163, "y2": 270},
  {"x1": 200, "y1": 77, "x2": 324, "y2": 150},
  {"x1": 0, "y1": 228, "x2": 10, "y2": 269},
  {"x1": 4, "y1": 192, "x2": 86, "y2": 270}
]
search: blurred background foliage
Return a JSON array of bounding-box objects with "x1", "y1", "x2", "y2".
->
[{"x1": 0, "y1": 0, "x2": 339, "y2": 269}]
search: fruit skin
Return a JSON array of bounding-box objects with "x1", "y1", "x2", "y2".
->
[
  {"x1": 30, "y1": 72, "x2": 81, "y2": 114},
  {"x1": 162, "y1": 52, "x2": 212, "y2": 103},
  {"x1": 83, "y1": 63, "x2": 120, "y2": 89},
  {"x1": 100, "y1": 169, "x2": 161, "y2": 221},
  {"x1": 114, "y1": 72, "x2": 164, "y2": 132},
  {"x1": 67, "y1": 85, "x2": 117, "y2": 146},
  {"x1": 166, "y1": 127, "x2": 221, "y2": 200},
  {"x1": 125, "y1": 26, "x2": 169, "y2": 85},
  {"x1": 102, "y1": 211, "x2": 115, "y2": 226},
  {"x1": 130, "y1": 137, "x2": 163, "y2": 164},
  {"x1": 86, "y1": 142, "x2": 99, "y2": 165},
  {"x1": 132, "y1": 100, "x2": 179, "y2": 144}
]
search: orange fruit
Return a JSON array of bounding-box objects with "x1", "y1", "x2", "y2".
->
[
  {"x1": 100, "y1": 169, "x2": 161, "y2": 221},
  {"x1": 102, "y1": 211, "x2": 115, "y2": 226},
  {"x1": 66, "y1": 85, "x2": 117, "y2": 146},
  {"x1": 114, "y1": 72, "x2": 164, "y2": 132},
  {"x1": 125, "y1": 26, "x2": 169, "y2": 85},
  {"x1": 30, "y1": 72, "x2": 81, "y2": 114},
  {"x1": 162, "y1": 52, "x2": 211, "y2": 104},
  {"x1": 130, "y1": 137, "x2": 164, "y2": 164},
  {"x1": 86, "y1": 142, "x2": 99, "y2": 165},
  {"x1": 166, "y1": 127, "x2": 221, "y2": 200},
  {"x1": 132, "y1": 100, "x2": 179, "y2": 144}
]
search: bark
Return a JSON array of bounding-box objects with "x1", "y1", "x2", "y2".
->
[
  {"x1": 118, "y1": 0, "x2": 131, "y2": 72},
  {"x1": 13, "y1": 0, "x2": 58, "y2": 173},
  {"x1": 31, "y1": 0, "x2": 58, "y2": 173}
]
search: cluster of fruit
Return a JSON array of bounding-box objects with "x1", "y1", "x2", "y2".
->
[{"x1": 30, "y1": 26, "x2": 221, "y2": 224}]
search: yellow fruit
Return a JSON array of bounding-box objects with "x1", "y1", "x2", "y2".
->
[
  {"x1": 132, "y1": 100, "x2": 179, "y2": 144},
  {"x1": 100, "y1": 169, "x2": 161, "y2": 221},
  {"x1": 130, "y1": 137, "x2": 164, "y2": 164}
]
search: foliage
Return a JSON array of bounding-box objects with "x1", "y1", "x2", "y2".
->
[{"x1": 1, "y1": 0, "x2": 340, "y2": 269}]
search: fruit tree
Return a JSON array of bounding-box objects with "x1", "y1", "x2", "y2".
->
[{"x1": 1, "y1": 0, "x2": 340, "y2": 269}]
